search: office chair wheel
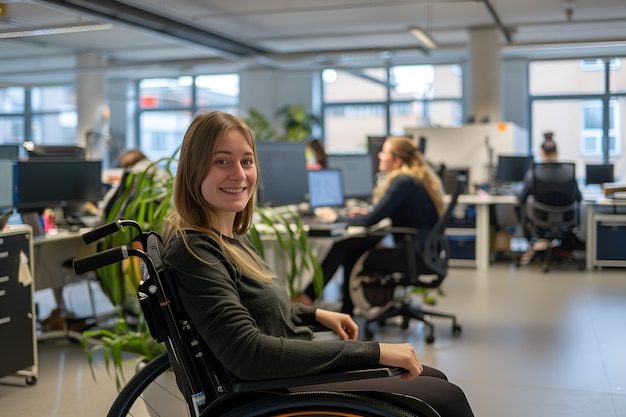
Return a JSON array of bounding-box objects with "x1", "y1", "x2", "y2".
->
[
  {"x1": 425, "y1": 334, "x2": 435, "y2": 344},
  {"x1": 452, "y1": 324, "x2": 462, "y2": 337},
  {"x1": 221, "y1": 391, "x2": 427, "y2": 417}
]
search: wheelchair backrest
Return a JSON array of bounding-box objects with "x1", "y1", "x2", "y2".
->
[{"x1": 139, "y1": 232, "x2": 236, "y2": 414}]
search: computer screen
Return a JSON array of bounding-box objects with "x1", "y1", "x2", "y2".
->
[
  {"x1": 0, "y1": 144, "x2": 20, "y2": 160},
  {"x1": 255, "y1": 141, "x2": 308, "y2": 206},
  {"x1": 586, "y1": 164, "x2": 614, "y2": 185},
  {"x1": 16, "y1": 160, "x2": 103, "y2": 212},
  {"x1": 307, "y1": 169, "x2": 345, "y2": 209},
  {"x1": 367, "y1": 136, "x2": 386, "y2": 176},
  {"x1": 418, "y1": 136, "x2": 427, "y2": 155},
  {"x1": 441, "y1": 167, "x2": 470, "y2": 194},
  {"x1": 495, "y1": 155, "x2": 533, "y2": 182},
  {"x1": 0, "y1": 160, "x2": 15, "y2": 210},
  {"x1": 326, "y1": 154, "x2": 374, "y2": 199}
]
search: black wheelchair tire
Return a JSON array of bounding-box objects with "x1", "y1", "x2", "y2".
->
[{"x1": 106, "y1": 352, "x2": 188, "y2": 417}]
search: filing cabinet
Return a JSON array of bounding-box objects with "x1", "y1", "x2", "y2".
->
[{"x1": 0, "y1": 225, "x2": 37, "y2": 384}]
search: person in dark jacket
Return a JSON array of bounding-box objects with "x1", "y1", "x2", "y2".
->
[
  {"x1": 161, "y1": 111, "x2": 474, "y2": 417},
  {"x1": 308, "y1": 136, "x2": 444, "y2": 313}
]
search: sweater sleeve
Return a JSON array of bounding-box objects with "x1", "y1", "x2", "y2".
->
[
  {"x1": 336, "y1": 176, "x2": 408, "y2": 226},
  {"x1": 163, "y1": 233, "x2": 380, "y2": 381}
]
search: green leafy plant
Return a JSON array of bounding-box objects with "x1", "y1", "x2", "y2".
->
[
  {"x1": 275, "y1": 105, "x2": 321, "y2": 142},
  {"x1": 248, "y1": 205, "x2": 325, "y2": 299},
  {"x1": 243, "y1": 108, "x2": 276, "y2": 141},
  {"x1": 82, "y1": 153, "x2": 177, "y2": 388}
]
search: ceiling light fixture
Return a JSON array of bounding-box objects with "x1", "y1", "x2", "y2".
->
[
  {"x1": 0, "y1": 22, "x2": 113, "y2": 39},
  {"x1": 409, "y1": 27, "x2": 437, "y2": 49}
]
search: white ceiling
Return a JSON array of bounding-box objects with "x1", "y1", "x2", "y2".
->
[{"x1": 1, "y1": 0, "x2": 626, "y2": 85}]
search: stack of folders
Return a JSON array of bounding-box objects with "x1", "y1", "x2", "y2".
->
[{"x1": 603, "y1": 183, "x2": 626, "y2": 199}]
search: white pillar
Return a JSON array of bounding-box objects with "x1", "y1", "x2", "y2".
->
[
  {"x1": 468, "y1": 26, "x2": 501, "y2": 122},
  {"x1": 76, "y1": 53, "x2": 108, "y2": 160}
]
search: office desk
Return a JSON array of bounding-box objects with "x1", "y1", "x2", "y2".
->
[
  {"x1": 446, "y1": 194, "x2": 518, "y2": 270},
  {"x1": 32, "y1": 228, "x2": 97, "y2": 292},
  {"x1": 585, "y1": 198, "x2": 626, "y2": 270}
]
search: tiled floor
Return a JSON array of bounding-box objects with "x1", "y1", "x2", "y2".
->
[{"x1": 1, "y1": 260, "x2": 626, "y2": 417}]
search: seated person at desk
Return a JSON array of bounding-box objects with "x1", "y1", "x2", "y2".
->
[
  {"x1": 309, "y1": 136, "x2": 444, "y2": 314},
  {"x1": 516, "y1": 132, "x2": 582, "y2": 264},
  {"x1": 161, "y1": 111, "x2": 475, "y2": 417}
]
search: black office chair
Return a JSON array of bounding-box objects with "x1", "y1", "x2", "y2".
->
[
  {"x1": 520, "y1": 162, "x2": 583, "y2": 272},
  {"x1": 74, "y1": 220, "x2": 441, "y2": 417},
  {"x1": 349, "y1": 176, "x2": 466, "y2": 343}
]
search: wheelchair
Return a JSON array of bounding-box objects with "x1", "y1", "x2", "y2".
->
[{"x1": 73, "y1": 219, "x2": 441, "y2": 417}]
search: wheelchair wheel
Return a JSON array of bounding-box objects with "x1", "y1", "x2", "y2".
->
[
  {"x1": 107, "y1": 351, "x2": 190, "y2": 417},
  {"x1": 220, "y1": 391, "x2": 435, "y2": 417}
]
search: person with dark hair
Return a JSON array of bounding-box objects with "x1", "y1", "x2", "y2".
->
[
  {"x1": 161, "y1": 112, "x2": 475, "y2": 417},
  {"x1": 305, "y1": 138, "x2": 327, "y2": 170},
  {"x1": 517, "y1": 132, "x2": 582, "y2": 264}
]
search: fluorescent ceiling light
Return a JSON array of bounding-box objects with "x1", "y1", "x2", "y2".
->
[
  {"x1": 409, "y1": 27, "x2": 437, "y2": 49},
  {"x1": 0, "y1": 22, "x2": 113, "y2": 39}
]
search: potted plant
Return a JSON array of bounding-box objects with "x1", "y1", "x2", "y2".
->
[
  {"x1": 242, "y1": 108, "x2": 276, "y2": 142},
  {"x1": 82, "y1": 152, "x2": 178, "y2": 388},
  {"x1": 275, "y1": 105, "x2": 321, "y2": 142}
]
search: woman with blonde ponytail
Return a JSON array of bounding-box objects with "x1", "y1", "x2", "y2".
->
[{"x1": 308, "y1": 136, "x2": 445, "y2": 314}]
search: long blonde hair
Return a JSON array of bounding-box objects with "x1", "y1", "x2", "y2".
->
[
  {"x1": 373, "y1": 136, "x2": 445, "y2": 217},
  {"x1": 162, "y1": 111, "x2": 276, "y2": 283}
]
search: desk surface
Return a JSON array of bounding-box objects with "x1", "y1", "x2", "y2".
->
[{"x1": 444, "y1": 193, "x2": 518, "y2": 205}]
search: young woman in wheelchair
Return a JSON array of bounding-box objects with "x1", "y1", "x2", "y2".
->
[
  {"x1": 161, "y1": 111, "x2": 475, "y2": 417},
  {"x1": 309, "y1": 135, "x2": 445, "y2": 314}
]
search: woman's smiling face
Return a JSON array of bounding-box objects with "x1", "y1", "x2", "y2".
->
[{"x1": 200, "y1": 128, "x2": 257, "y2": 223}]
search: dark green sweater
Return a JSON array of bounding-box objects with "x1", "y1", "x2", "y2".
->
[{"x1": 163, "y1": 231, "x2": 380, "y2": 380}]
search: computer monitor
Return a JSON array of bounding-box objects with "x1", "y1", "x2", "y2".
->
[
  {"x1": 585, "y1": 164, "x2": 614, "y2": 185},
  {"x1": 255, "y1": 141, "x2": 308, "y2": 206},
  {"x1": 307, "y1": 169, "x2": 345, "y2": 209},
  {"x1": 367, "y1": 136, "x2": 386, "y2": 176},
  {"x1": 441, "y1": 167, "x2": 470, "y2": 194},
  {"x1": 0, "y1": 144, "x2": 20, "y2": 160},
  {"x1": 418, "y1": 136, "x2": 427, "y2": 155},
  {"x1": 0, "y1": 160, "x2": 16, "y2": 210},
  {"x1": 495, "y1": 155, "x2": 533, "y2": 182},
  {"x1": 16, "y1": 160, "x2": 103, "y2": 213},
  {"x1": 326, "y1": 154, "x2": 374, "y2": 199}
]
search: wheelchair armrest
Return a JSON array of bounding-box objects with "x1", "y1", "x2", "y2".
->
[{"x1": 230, "y1": 366, "x2": 406, "y2": 392}]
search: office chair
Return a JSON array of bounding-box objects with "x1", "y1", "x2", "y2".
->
[
  {"x1": 520, "y1": 162, "x2": 582, "y2": 272},
  {"x1": 74, "y1": 220, "x2": 441, "y2": 417},
  {"x1": 350, "y1": 176, "x2": 466, "y2": 344}
]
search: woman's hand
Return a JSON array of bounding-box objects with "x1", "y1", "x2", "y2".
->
[
  {"x1": 378, "y1": 343, "x2": 423, "y2": 380},
  {"x1": 315, "y1": 309, "x2": 358, "y2": 340},
  {"x1": 347, "y1": 206, "x2": 369, "y2": 217},
  {"x1": 314, "y1": 207, "x2": 338, "y2": 223}
]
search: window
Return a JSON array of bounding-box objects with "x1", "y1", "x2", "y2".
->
[
  {"x1": 322, "y1": 64, "x2": 463, "y2": 154},
  {"x1": 530, "y1": 57, "x2": 626, "y2": 182},
  {"x1": 581, "y1": 100, "x2": 620, "y2": 157},
  {"x1": 137, "y1": 74, "x2": 239, "y2": 161},
  {"x1": 31, "y1": 85, "x2": 76, "y2": 144},
  {"x1": 0, "y1": 87, "x2": 25, "y2": 145}
]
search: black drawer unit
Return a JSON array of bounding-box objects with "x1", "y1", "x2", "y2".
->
[{"x1": 0, "y1": 226, "x2": 37, "y2": 384}]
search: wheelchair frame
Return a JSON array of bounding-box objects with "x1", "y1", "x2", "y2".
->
[{"x1": 73, "y1": 219, "x2": 441, "y2": 417}]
